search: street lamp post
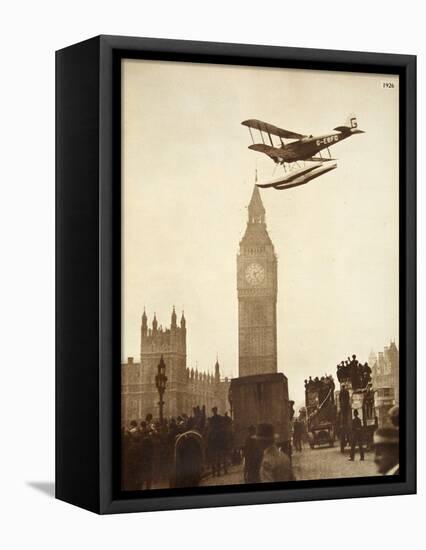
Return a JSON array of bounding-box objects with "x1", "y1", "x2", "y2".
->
[
  {"x1": 228, "y1": 385, "x2": 233, "y2": 419},
  {"x1": 155, "y1": 355, "x2": 167, "y2": 426}
]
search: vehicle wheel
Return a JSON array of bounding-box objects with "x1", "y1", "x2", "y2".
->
[{"x1": 309, "y1": 442, "x2": 314, "y2": 449}]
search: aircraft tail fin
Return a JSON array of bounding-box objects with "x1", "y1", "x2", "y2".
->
[
  {"x1": 346, "y1": 114, "x2": 359, "y2": 129},
  {"x1": 333, "y1": 114, "x2": 364, "y2": 134}
]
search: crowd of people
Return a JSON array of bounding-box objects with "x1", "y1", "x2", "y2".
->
[
  {"x1": 336, "y1": 354, "x2": 371, "y2": 389},
  {"x1": 122, "y1": 383, "x2": 399, "y2": 491},
  {"x1": 304, "y1": 374, "x2": 335, "y2": 392},
  {"x1": 121, "y1": 406, "x2": 234, "y2": 491},
  {"x1": 122, "y1": 404, "x2": 298, "y2": 490},
  {"x1": 304, "y1": 375, "x2": 335, "y2": 406}
]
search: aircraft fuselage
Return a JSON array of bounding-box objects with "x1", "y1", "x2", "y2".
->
[{"x1": 279, "y1": 129, "x2": 360, "y2": 162}]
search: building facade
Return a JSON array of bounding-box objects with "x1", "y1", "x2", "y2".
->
[
  {"x1": 370, "y1": 341, "x2": 399, "y2": 404},
  {"x1": 237, "y1": 186, "x2": 278, "y2": 377},
  {"x1": 121, "y1": 308, "x2": 230, "y2": 425},
  {"x1": 369, "y1": 341, "x2": 399, "y2": 427}
]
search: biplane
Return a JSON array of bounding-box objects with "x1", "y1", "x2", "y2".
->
[{"x1": 242, "y1": 115, "x2": 364, "y2": 190}]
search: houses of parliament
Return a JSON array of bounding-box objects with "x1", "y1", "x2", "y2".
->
[
  {"x1": 121, "y1": 308, "x2": 231, "y2": 424},
  {"x1": 121, "y1": 185, "x2": 278, "y2": 424}
]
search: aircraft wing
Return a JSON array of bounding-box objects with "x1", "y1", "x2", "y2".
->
[
  {"x1": 242, "y1": 119, "x2": 306, "y2": 140},
  {"x1": 248, "y1": 143, "x2": 284, "y2": 161}
]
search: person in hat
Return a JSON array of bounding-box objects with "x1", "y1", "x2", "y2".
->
[
  {"x1": 292, "y1": 418, "x2": 303, "y2": 452},
  {"x1": 256, "y1": 423, "x2": 295, "y2": 483},
  {"x1": 243, "y1": 425, "x2": 263, "y2": 483},
  {"x1": 207, "y1": 406, "x2": 227, "y2": 476},
  {"x1": 349, "y1": 409, "x2": 364, "y2": 461},
  {"x1": 349, "y1": 409, "x2": 364, "y2": 462},
  {"x1": 339, "y1": 384, "x2": 350, "y2": 410},
  {"x1": 139, "y1": 421, "x2": 154, "y2": 490},
  {"x1": 374, "y1": 427, "x2": 399, "y2": 475}
]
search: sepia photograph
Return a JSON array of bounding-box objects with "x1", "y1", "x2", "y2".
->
[
  {"x1": 1, "y1": 0, "x2": 420, "y2": 541},
  {"x1": 120, "y1": 58, "x2": 400, "y2": 492}
]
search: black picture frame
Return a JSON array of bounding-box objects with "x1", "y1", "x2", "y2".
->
[{"x1": 56, "y1": 35, "x2": 416, "y2": 514}]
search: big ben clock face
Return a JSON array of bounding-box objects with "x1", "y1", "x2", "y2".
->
[{"x1": 245, "y1": 262, "x2": 265, "y2": 285}]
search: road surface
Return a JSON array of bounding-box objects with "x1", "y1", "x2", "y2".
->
[
  {"x1": 200, "y1": 444, "x2": 378, "y2": 486},
  {"x1": 292, "y1": 443, "x2": 377, "y2": 480}
]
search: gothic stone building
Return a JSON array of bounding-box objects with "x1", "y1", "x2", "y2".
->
[
  {"x1": 121, "y1": 308, "x2": 230, "y2": 425},
  {"x1": 237, "y1": 186, "x2": 278, "y2": 377},
  {"x1": 369, "y1": 341, "x2": 399, "y2": 404}
]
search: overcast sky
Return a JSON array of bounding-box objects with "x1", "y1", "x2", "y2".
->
[{"x1": 122, "y1": 59, "x2": 399, "y2": 405}]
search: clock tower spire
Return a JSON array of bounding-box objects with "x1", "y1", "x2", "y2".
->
[
  {"x1": 237, "y1": 185, "x2": 278, "y2": 377},
  {"x1": 248, "y1": 184, "x2": 265, "y2": 224}
]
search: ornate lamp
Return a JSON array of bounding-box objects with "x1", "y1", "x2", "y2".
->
[{"x1": 155, "y1": 355, "x2": 167, "y2": 425}]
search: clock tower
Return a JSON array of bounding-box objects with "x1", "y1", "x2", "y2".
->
[{"x1": 237, "y1": 185, "x2": 278, "y2": 377}]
